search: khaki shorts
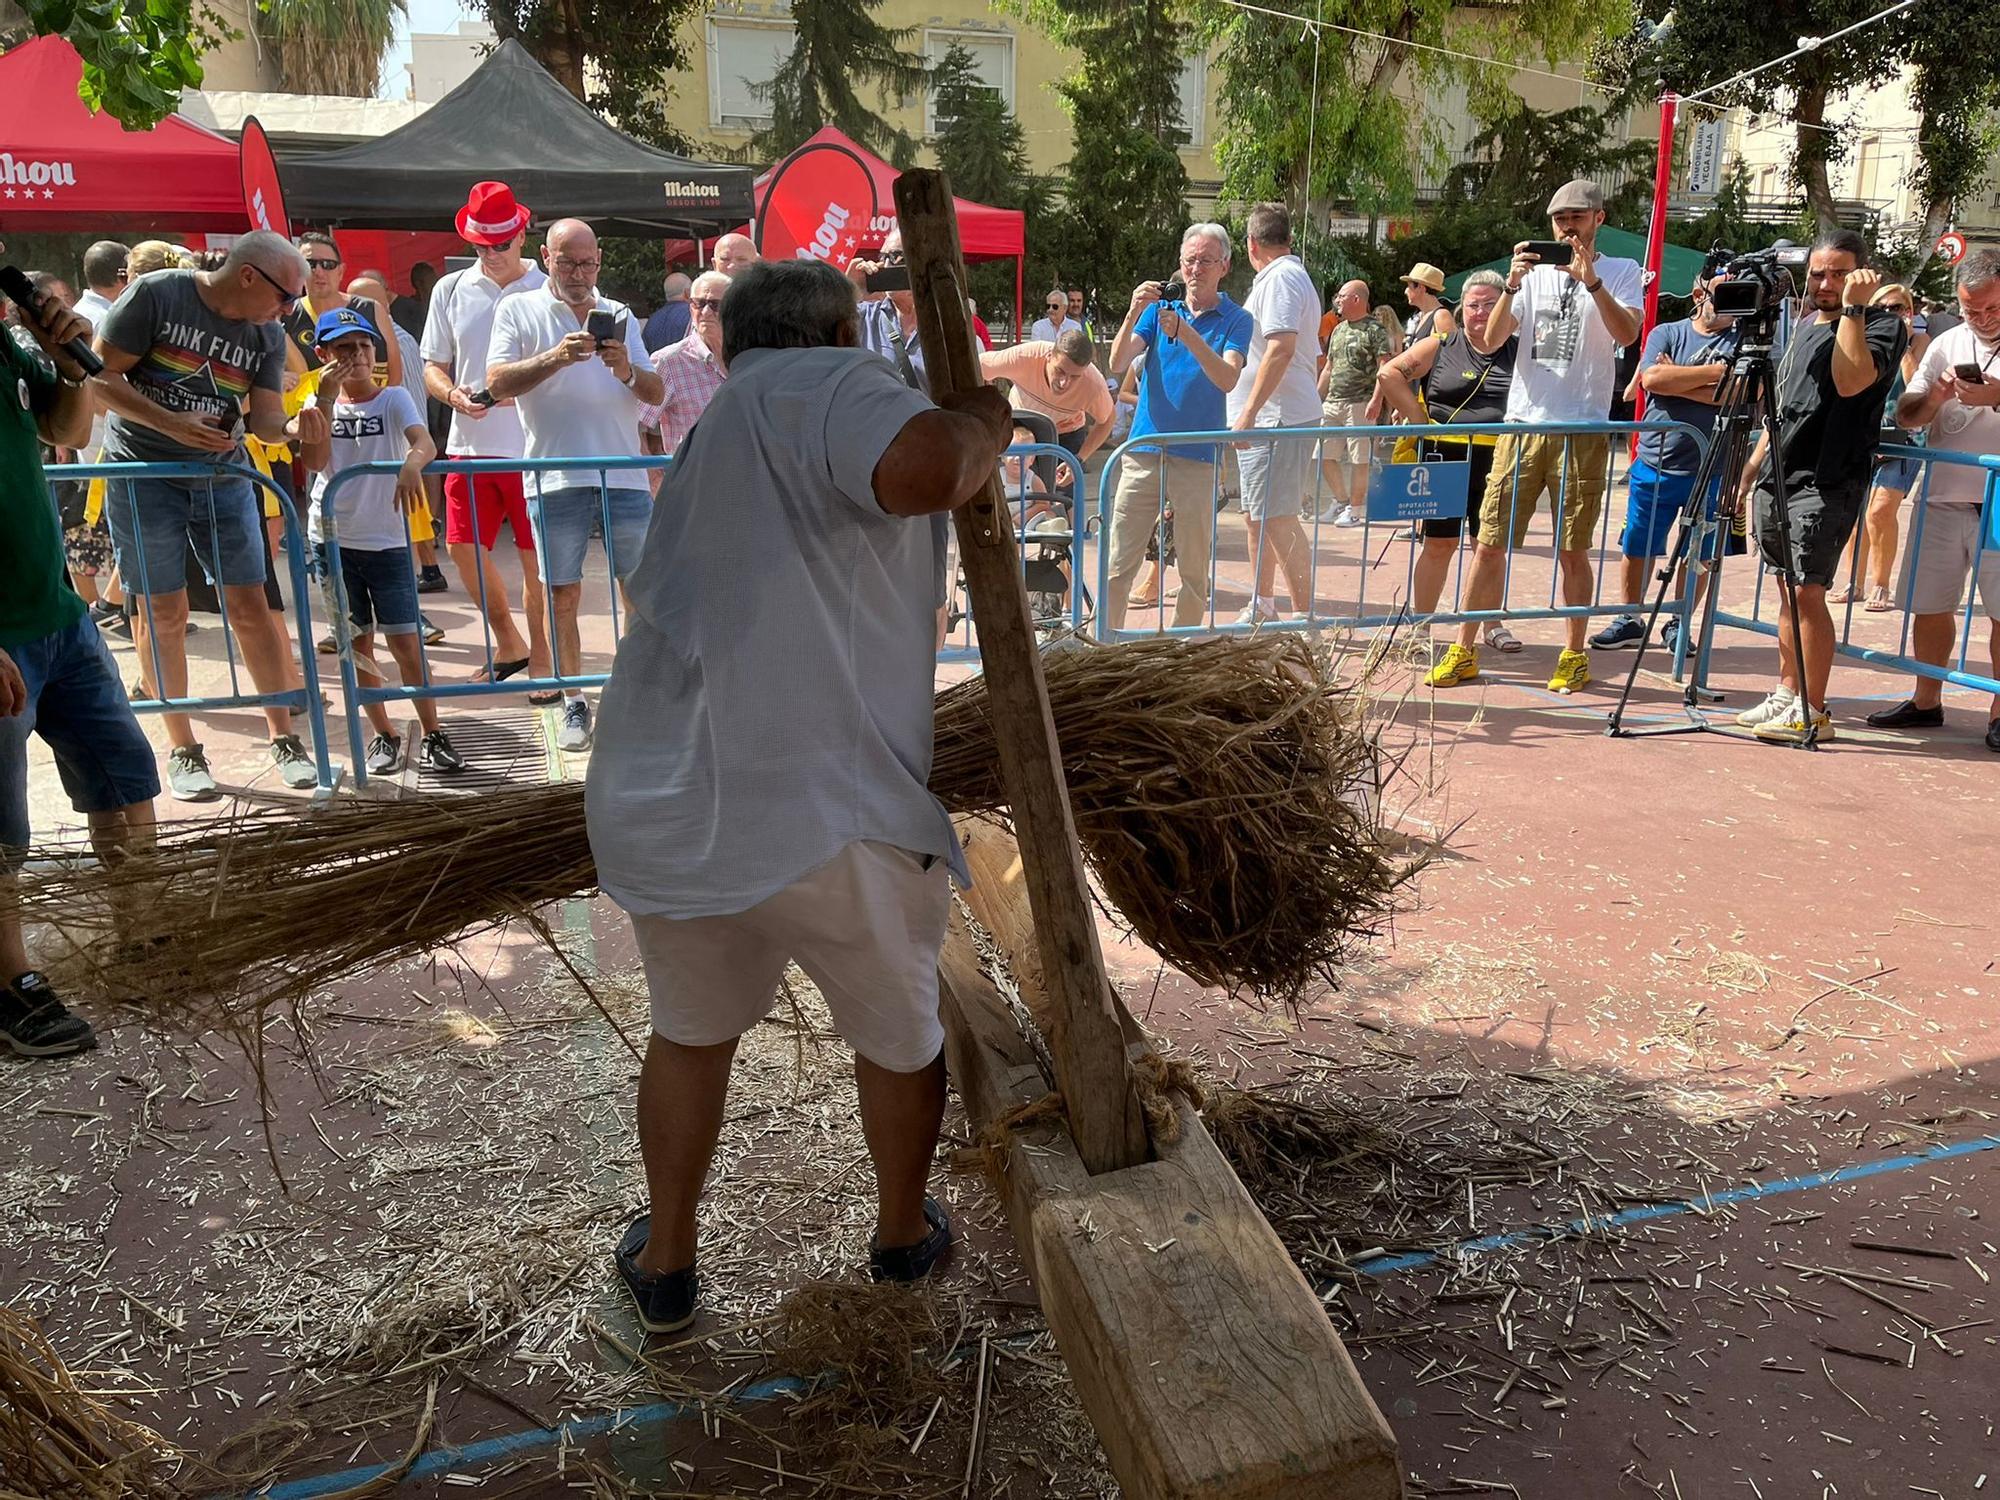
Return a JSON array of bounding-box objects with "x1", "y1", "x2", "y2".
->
[
  {"x1": 630, "y1": 840, "x2": 952, "y2": 1073},
  {"x1": 1318, "y1": 396, "x2": 1376, "y2": 466},
  {"x1": 1901, "y1": 502, "x2": 2000, "y2": 618},
  {"x1": 1476, "y1": 431, "x2": 1610, "y2": 551}
]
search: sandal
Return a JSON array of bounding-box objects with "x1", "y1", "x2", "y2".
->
[
  {"x1": 466, "y1": 657, "x2": 530, "y2": 685},
  {"x1": 1863, "y1": 587, "x2": 1894, "y2": 613},
  {"x1": 869, "y1": 1196, "x2": 953, "y2": 1283},
  {"x1": 1827, "y1": 584, "x2": 1856, "y2": 605},
  {"x1": 1483, "y1": 623, "x2": 1523, "y2": 654},
  {"x1": 527, "y1": 688, "x2": 562, "y2": 706}
]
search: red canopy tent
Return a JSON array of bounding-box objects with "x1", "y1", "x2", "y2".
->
[
  {"x1": 0, "y1": 36, "x2": 246, "y2": 232},
  {"x1": 668, "y1": 127, "x2": 1027, "y2": 334}
]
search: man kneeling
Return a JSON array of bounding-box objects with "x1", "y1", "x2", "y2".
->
[{"x1": 585, "y1": 260, "x2": 1013, "y2": 1331}]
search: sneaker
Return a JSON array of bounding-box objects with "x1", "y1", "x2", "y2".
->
[
  {"x1": 1733, "y1": 686, "x2": 1797, "y2": 729},
  {"x1": 364, "y1": 732, "x2": 403, "y2": 776},
  {"x1": 1754, "y1": 705, "x2": 1835, "y2": 744},
  {"x1": 419, "y1": 730, "x2": 466, "y2": 774},
  {"x1": 1332, "y1": 504, "x2": 1363, "y2": 528},
  {"x1": 316, "y1": 634, "x2": 337, "y2": 655},
  {"x1": 613, "y1": 1214, "x2": 699, "y2": 1334},
  {"x1": 1547, "y1": 649, "x2": 1591, "y2": 695},
  {"x1": 420, "y1": 614, "x2": 447, "y2": 646},
  {"x1": 416, "y1": 564, "x2": 449, "y2": 595},
  {"x1": 89, "y1": 602, "x2": 130, "y2": 640},
  {"x1": 558, "y1": 698, "x2": 593, "y2": 752},
  {"x1": 166, "y1": 743, "x2": 219, "y2": 802},
  {"x1": 1588, "y1": 614, "x2": 1645, "y2": 650},
  {"x1": 0, "y1": 972, "x2": 97, "y2": 1057},
  {"x1": 1424, "y1": 643, "x2": 1479, "y2": 688},
  {"x1": 1233, "y1": 598, "x2": 1279, "y2": 626},
  {"x1": 270, "y1": 734, "x2": 318, "y2": 790},
  {"x1": 870, "y1": 1196, "x2": 954, "y2": 1283},
  {"x1": 1660, "y1": 615, "x2": 1682, "y2": 654}
]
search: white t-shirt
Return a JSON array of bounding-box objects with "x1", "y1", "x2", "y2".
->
[
  {"x1": 1227, "y1": 252, "x2": 1324, "y2": 428},
  {"x1": 1504, "y1": 255, "x2": 1643, "y2": 423},
  {"x1": 74, "y1": 288, "x2": 113, "y2": 330},
  {"x1": 1904, "y1": 322, "x2": 2000, "y2": 505},
  {"x1": 488, "y1": 284, "x2": 651, "y2": 494},
  {"x1": 310, "y1": 385, "x2": 426, "y2": 552},
  {"x1": 419, "y1": 262, "x2": 548, "y2": 457},
  {"x1": 1030, "y1": 316, "x2": 1069, "y2": 343}
]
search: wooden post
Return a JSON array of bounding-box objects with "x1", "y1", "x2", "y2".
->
[{"x1": 894, "y1": 168, "x2": 1147, "y2": 1175}]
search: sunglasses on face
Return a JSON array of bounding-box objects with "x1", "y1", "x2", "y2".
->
[
  {"x1": 305, "y1": 257, "x2": 342, "y2": 272},
  {"x1": 1881, "y1": 302, "x2": 1911, "y2": 313},
  {"x1": 690, "y1": 297, "x2": 724, "y2": 312},
  {"x1": 250, "y1": 262, "x2": 304, "y2": 311},
  {"x1": 1047, "y1": 302, "x2": 1064, "y2": 311}
]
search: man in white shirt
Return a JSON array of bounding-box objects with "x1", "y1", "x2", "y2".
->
[
  {"x1": 1030, "y1": 292, "x2": 1070, "y2": 344},
  {"x1": 1434, "y1": 178, "x2": 1643, "y2": 695},
  {"x1": 1226, "y1": 203, "x2": 1324, "y2": 622},
  {"x1": 421, "y1": 181, "x2": 552, "y2": 691},
  {"x1": 488, "y1": 217, "x2": 664, "y2": 753},
  {"x1": 73, "y1": 241, "x2": 127, "y2": 330},
  {"x1": 1869, "y1": 247, "x2": 2000, "y2": 751}
]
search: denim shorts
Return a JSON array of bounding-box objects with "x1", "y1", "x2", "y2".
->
[
  {"x1": 314, "y1": 543, "x2": 419, "y2": 636},
  {"x1": 528, "y1": 485, "x2": 652, "y2": 587},
  {"x1": 1237, "y1": 434, "x2": 1311, "y2": 521},
  {"x1": 103, "y1": 473, "x2": 267, "y2": 596},
  {"x1": 2, "y1": 615, "x2": 160, "y2": 863}
]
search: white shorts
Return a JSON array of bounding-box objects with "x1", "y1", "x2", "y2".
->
[
  {"x1": 629, "y1": 840, "x2": 952, "y2": 1072},
  {"x1": 1901, "y1": 503, "x2": 2000, "y2": 619}
]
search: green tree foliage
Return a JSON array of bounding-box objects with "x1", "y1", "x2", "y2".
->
[
  {"x1": 4, "y1": 0, "x2": 212, "y2": 127},
  {"x1": 748, "y1": 0, "x2": 931, "y2": 167},
  {"x1": 258, "y1": 0, "x2": 405, "y2": 98},
  {"x1": 478, "y1": 0, "x2": 705, "y2": 149},
  {"x1": 1189, "y1": 0, "x2": 1630, "y2": 219},
  {"x1": 1016, "y1": 0, "x2": 1192, "y2": 309},
  {"x1": 931, "y1": 43, "x2": 1055, "y2": 324}
]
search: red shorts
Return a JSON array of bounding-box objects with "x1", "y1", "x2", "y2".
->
[{"x1": 442, "y1": 463, "x2": 534, "y2": 551}]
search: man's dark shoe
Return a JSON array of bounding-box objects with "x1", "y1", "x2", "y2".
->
[
  {"x1": 613, "y1": 1214, "x2": 699, "y2": 1333},
  {"x1": 0, "y1": 972, "x2": 98, "y2": 1057},
  {"x1": 416, "y1": 565, "x2": 449, "y2": 595},
  {"x1": 869, "y1": 1197, "x2": 953, "y2": 1284},
  {"x1": 1986, "y1": 717, "x2": 2000, "y2": 753},
  {"x1": 1865, "y1": 699, "x2": 1945, "y2": 730}
]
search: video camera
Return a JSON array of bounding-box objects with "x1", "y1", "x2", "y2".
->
[{"x1": 1702, "y1": 240, "x2": 1810, "y2": 319}]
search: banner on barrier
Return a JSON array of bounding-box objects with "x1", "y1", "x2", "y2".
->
[{"x1": 1366, "y1": 460, "x2": 1471, "y2": 522}]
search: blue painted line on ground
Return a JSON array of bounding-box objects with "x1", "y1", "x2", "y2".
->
[
  {"x1": 251, "y1": 1376, "x2": 806, "y2": 1499},
  {"x1": 1353, "y1": 1132, "x2": 2000, "y2": 1277},
  {"x1": 251, "y1": 1133, "x2": 2000, "y2": 1498}
]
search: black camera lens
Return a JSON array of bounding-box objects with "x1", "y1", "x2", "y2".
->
[{"x1": 1159, "y1": 278, "x2": 1189, "y2": 302}]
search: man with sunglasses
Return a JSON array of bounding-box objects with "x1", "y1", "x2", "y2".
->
[
  {"x1": 641, "y1": 270, "x2": 730, "y2": 471},
  {"x1": 421, "y1": 181, "x2": 554, "y2": 697},
  {"x1": 1030, "y1": 292, "x2": 1070, "y2": 344},
  {"x1": 281, "y1": 233, "x2": 402, "y2": 392},
  {"x1": 89, "y1": 231, "x2": 321, "y2": 797}
]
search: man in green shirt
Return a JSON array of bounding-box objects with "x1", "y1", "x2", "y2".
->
[{"x1": 1, "y1": 262, "x2": 160, "y2": 1057}]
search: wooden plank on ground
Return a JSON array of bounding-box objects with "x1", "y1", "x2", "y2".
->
[{"x1": 896, "y1": 167, "x2": 1147, "y2": 1175}]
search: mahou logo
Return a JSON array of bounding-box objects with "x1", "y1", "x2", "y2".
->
[
  {"x1": 795, "y1": 200, "x2": 851, "y2": 262},
  {"x1": 0, "y1": 154, "x2": 76, "y2": 188}
]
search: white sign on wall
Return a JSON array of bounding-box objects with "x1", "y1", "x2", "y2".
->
[{"x1": 1686, "y1": 117, "x2": 1727, "y2": 199}]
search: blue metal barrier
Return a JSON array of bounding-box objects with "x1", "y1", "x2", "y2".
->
[
  {"x1": 1091, "y1": 420, "x2": 1712, "y2": 659},
  {"x1": 55, "y1": 458, "x2": 337, "y2": 791},
  {"x1": 1706, "y1": 444, "x2": 2000, "y2": 700},
  {"x1": 939, "y1": 441, "x2": 1090, "y2": 665}
]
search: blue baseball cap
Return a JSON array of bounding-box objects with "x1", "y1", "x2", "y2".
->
[{"x1": 314, "y1": 304, "x2": 381, "y2": 347}]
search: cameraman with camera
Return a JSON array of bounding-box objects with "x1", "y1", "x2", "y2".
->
[
  {"x1": 1102, "y1": 224, "x2": 1253, "y2": 632},
  {"x1": 1730, "y1": 229, "x2": 1906, "y2": 744}
]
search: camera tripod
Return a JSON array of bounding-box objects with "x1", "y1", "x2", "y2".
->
[{"x1": 1606, "y1": 307, "x2": 1823, "y2": 749}]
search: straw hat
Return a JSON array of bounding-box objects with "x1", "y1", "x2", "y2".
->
[{"x1": 1400, "y1": 263, "x2": 1446, "y2": 294}]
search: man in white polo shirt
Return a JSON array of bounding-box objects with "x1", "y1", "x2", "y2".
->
[
  {"x1": 421, "y1": 181, "x2": 552, "y2": 694},
  {"x1": 1869, "y1": 246, "x2": 2000, "y2": 752},
  {"x1": 487, "y1": 217, "x2": 664, "y2": 753},
  {"x1": 1227, "y1": 202, "x2": 1323, "y2": 622}
]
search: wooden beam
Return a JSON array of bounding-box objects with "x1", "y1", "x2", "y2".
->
[
  {"x1": 896, "y1": 167, "x2": 1146, "y2": 1175},
  {"x1": 937, "y1": 916, "x2": 1403, "y2": 1499}
]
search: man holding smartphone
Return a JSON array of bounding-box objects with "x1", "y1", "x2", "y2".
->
[
  {"x1": 1867, "y1": 247, "x2": 2000, "y2": 751},
  {"x1": 487, "y1": 217, "x2": 664, "y2": 752}
]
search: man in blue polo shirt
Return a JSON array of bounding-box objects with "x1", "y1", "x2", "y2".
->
[{"x1": 1103, "y1": 224, "x2": 1253, "y2": 630}]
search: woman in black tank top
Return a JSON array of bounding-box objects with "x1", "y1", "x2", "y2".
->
[{"x1": 1374, "y1": 271, "x2": 1518, "y2": 613}]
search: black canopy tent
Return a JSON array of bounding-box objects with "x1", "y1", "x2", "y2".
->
[{"x1": 280, "y1": 39, "x2": 755, "y2": 236}]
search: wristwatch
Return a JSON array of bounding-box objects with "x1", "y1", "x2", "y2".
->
[
  {"x1": 1841, "y1": 305, "x2": 1868, "y2": 319},
  {"x1": 619, "y1": 366, "x2": 637, "y2": 387}
]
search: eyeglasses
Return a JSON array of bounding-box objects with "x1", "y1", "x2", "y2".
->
[
  {"x1": 1046, "y1": 302, "x2": 1065, "y2": 310},
  {"x1": 552, "y1": 256, "x2": 601, "y2": 273},
  {"x1": 305, "y1": 257, "x2": 342, "y2": 272},
  {"x1": 249, "y1": 262, "x2": 304, "y2": 311},
  {"x1": 690, "y1": 297, "x2": 724, "y2": 312},
  {"x1": 879, "y1": 251, "x2": 905, "y2": 266},
  {"x1": 1181, "y1": 255, "x2": 1223, "y2": 271}
]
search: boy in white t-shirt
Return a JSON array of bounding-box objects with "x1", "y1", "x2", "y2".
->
[{"x1": 297, "y1": 307, "x2": 466, "y2": 778}]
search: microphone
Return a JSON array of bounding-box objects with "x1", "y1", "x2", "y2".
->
[{"x1": 0, "y1": 265, "x2": 104, "y2": 377}]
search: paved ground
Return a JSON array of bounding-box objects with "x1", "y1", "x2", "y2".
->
[{"x1": 8, "y1": 500, "x2": 1998, "y2": 1498}]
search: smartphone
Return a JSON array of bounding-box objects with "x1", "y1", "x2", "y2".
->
[
  {"x1": 866, "y1": 265, "x2": 911, "y2": 293},
  {"x1": 1522, "y1": 240, "x2": 1575, "y2": 267},
  {"x1": 1953, "y1": 361, "x2": 1987, "y2": 385},
  {"x1": 586, "y1": 310, "x2": 625, "y2": 344}
]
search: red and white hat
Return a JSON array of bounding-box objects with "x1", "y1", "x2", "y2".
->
[{"x1": 455, "y1": 181, "x2": 532, "y2": 246}]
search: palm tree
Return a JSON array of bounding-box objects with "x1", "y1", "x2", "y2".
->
[{"x1": 258, "y1": 0, "x2": 406, "y2": 98}]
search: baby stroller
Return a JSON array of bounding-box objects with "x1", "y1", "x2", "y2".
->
[{"x1": 946, "y1": 411, "x2": 1087, "y2": 638}]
